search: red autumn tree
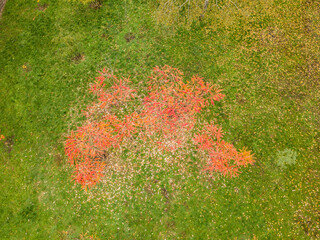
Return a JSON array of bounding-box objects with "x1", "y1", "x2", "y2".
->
[{"x1": 65, "y1": 66, "x2": 254, "y2": 189}]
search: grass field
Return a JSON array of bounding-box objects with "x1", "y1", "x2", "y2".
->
[{"x1": 0, "y1": 0, "x2": 319, "y2": 239}]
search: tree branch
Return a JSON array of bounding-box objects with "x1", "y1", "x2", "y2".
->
[
  {"x1": 200, "y1": 0, "x2": 209, "y2": 19},
  {"x1": 179, "y1": 0, "x2": 190, "y2": 8},
  {"x1": 229, "y1": 0, "x2": 240, "y2": 10}
]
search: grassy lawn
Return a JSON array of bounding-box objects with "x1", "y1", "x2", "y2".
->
[{"x1": 0, "y1": 0, "x2": 319, "y2": 239}]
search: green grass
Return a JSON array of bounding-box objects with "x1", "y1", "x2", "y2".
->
[{"x1": 0, "y1": 0, "x2": 319, "y2": 239}]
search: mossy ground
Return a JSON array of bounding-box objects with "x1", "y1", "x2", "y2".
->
[{"x1": 0, "y1": 0, "x2": 319, "y2": 239}]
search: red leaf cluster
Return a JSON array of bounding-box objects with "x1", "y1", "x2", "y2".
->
[
  {"x1": 193, "y1": 123, "x2": 254, "y2": 177},
  {"x1": 65, "y1": 66, "x2": 254, "y2": 189}
]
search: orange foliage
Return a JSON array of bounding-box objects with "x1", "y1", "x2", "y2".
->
[
  {"x1": 0, "y1": 130, "x2": 4, "y2": 141},
  {"x1": 65, "y1": 66, "x2": 254, "y2": 189},
  {"x1": 193, "y1": 123, "x2": 254, "y2": 177}
]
